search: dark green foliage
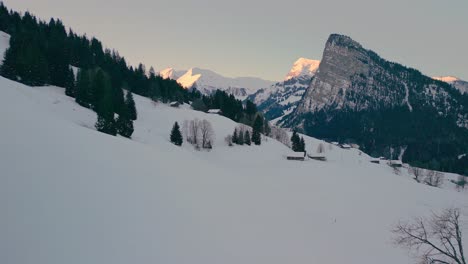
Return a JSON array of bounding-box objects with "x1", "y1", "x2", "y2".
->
[
  {"x1": 191, "y1": 98, "x2": 208, "y2": 112},
  {"x1": 251, "y1": 115, "x2": 264, "y2": 145},
  {"x1": 244, "y1": 130, "x2": 251, "y2": 145},
  {"x1": 64, "y1": 67, "x2": 75, "y2": 97},
  {"x1": 299, "y1": 137, "x2": 306, "y2": 152},
  {"x1": 253, "y1": 115, "x2": 264, "y2": 134},
  {"x1": 238, "y1": 129, "x2": 244, "y2": 145},
  {"x1": 291, "y1": 131, "x2": 301, "y2": 152},
  {"x1": 252, "y1": 130, "x2": 261, "y2": 145},
  {"x1": 75, "y1": 69, "x2": 91, "y2": 107},
  {"x1": 95, "y1": 114, "x2": 116, "y2": 136},
  {"x1": 232, "y1": 128, "x2": 239, "y2": 144},
  {"x1": 245, "y1": 100, "x2": 257, "y2": 119},
  {"x1": 170, "y1": 122, "x2": 183, "y2": 146},
  {"x1": 116, "y1": 112, "x2": 134, "y2": 138},
  {"x1": 125, "y1": 90, "x2": 137, "y2": 120},
  {"x1": 301, "y1": 106, "x2": 468, "y2": 175}
]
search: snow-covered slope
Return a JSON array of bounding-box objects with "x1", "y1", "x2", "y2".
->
[
  {"x1": 433, "y1": 76, "x2": 468, "y2": 94},
  {"x1": 285, "y1": 57, "x2": 320, "y2": 81},
  {"x1": 0, "y1": 31, "x2": 10, "y2": 65},
  {"x1": 159, "y1": 67, "x2": 186, "y2": 80},
  {"x1": 1, "y1": 76, "x2": 467, "y2": 264},
  {"x1": 159, "y1": 67, "x2": 275, "y2": 98},
  {"x1": 248, "y1": 58, "x2": 320, "y2": 124}
]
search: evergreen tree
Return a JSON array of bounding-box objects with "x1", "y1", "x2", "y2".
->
[
  {"x1": 299, "y1": 137, "x2": 306, "y2": 152},
  {"x1": 252, "y1": 130, "x2": 261, "y2": 145},
  {"x1": 95, "y1": 114, "x2": 116, "y2": 135},
  {"x1": 253, "y1": 115, "x2": 264, "y2": 134},
  {"x1": 232, "y1": 128, "x2": 238, "y2": 144},
  {"x1": 245, "y1": 130, "x2": 251, "y2": 146},
  {"x1": 93, "y1": 69, "x2": 116, "y2": 136},
  {"x1": 238, "y1": 129, "x2": 244, "y2": 145},
  {"x1": 75, "y1": 69, "x2": 91, "y2": 107},
  {"x1": 245, "y1": 100, "x2": 257, "y2": 119},
  {"x1": 125, "y1": 90, "x2": 137, "y2": 120},
  {"x1": 116, "y1": 112, "x2": 134, "y2": 138},
  {"x1": 170, "y1": 122, "x2": 183, "y2": 146},
  {"x1": 252, "y1": 115, "x2": 263, "y2": 145},
  {"x1": 64, "y1": 67, "x2": 76, "y2": 97},
  {"x1": 291, "y1": 131, "x2": 301, "y2": 151}
]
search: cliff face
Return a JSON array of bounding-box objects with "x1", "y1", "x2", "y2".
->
[{"x1": 294, "y1": 34, "x2": 467, "y2": 129}]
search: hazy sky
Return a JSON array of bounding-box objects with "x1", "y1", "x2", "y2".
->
[{"x1": 4, "y1": 0, "x2": 468, "y2": 81}]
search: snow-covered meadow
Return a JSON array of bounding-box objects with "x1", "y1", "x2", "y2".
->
[{"x1": 1, "y1": 75, "x2": 467, "y2": 264}]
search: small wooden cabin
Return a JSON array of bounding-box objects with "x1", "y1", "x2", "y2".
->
[
  {"x1": 370, "y1": 158, "x2": 380, "y2": 164},
  {"x1": 287, "y1": 152, "x2": 306, "y2": 161},
  {"x1": 388, "y1": 160, "x2": 403, "y2": 167},
  {"x1": 208, "y1": 109, "x2": 222, "y2": 114},
  {"x1": 340, "y1": 144, "x2": 351, "y2": 149},
  {"x1": 308, "y1": 155, "x2": 327, "y2": 161}
]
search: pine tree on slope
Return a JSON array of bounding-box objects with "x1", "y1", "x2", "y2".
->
[
  {"x1": 245, "y1": 130, "x2": 251, "y2": 146},
  {"x1": 170, "y1": 122, "x2": 183, "y2": 146},
  {"x1": 125, "y1": 90, "x2": 137, "y2": 120}
]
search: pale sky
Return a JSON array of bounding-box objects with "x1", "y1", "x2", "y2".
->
[{"x1": 4, "y1": 0, "x2": 468, "y2": 81}]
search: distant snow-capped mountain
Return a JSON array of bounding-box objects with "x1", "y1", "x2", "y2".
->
[
  {"x1": 159, "y1": 67, "x2": 275, "y2": 98},
  {"x1": 433, "y1": 76, "x2": 468, "y2": 94},
  {"x1": 247, "y1": 58, "x2": 320, "y2": 124}
]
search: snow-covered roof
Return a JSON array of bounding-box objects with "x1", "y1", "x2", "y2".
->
[
  {"x1": 389, "y1": 160, "x2": 403, "y2": 165},
  {"x1": 287, "y1": 151, "x2": 306, "y2": 158},
  {"x1": 341, "y1": 144, "x2": 351, "y2": 148},
  {"x1": 208, "y1": 109, "x2": 222, "y2": 114}
]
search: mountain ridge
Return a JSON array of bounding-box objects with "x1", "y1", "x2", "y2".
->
[{"x1": 159, "y1": 67, "x2": 275, "y2": 98}]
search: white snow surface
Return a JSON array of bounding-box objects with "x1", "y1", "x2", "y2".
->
[
  {"x1": 0, "y1": 31, "x2": 10, "y2": 65},
  {"x1": 1, "y1": 76, "x2": 467, "y2": 264},
  {"x1": 159, "y1": 67, "x2": 274, "y2": 95}
]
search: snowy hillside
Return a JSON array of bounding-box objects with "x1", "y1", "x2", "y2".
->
[
  {"x1": 2, "y1": 76, "x2": 467, "y2": 264},
  {"x1": 159, "y1": 67, "x2": 274, "y2": 98}
]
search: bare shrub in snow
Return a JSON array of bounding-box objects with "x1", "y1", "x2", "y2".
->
[
  {"x1": 454, "y1": 175, "x2": 466, "y2": 191},
  {"x1": 409, "y1": 167, "x2": 424, "y2": 182},
  {"x1": 225, "y1": 135, "x2": 233, "y2": 146},
  {"x1": 183, "y1": 119, "x2": 215, "y2": 150},
  {"x1": 199, "y1": 119, "x2": 215, "y2": 149},
  {"x1": 424, "y1": 170, "x2": 444, "y2": 187},
  {"x1": 392, "y1": 208, "x2": 466, "y2": 264},
  {"x1": 316, "y1": 143, "x2": 325, "y2": 154},
  {"x1": 271, "y1": 126, "x2": 290, "y2": 147}
]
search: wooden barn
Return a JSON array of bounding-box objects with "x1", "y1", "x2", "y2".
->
[{"x1": 287, "y1": 152, "x2": 306, "y2": 161}]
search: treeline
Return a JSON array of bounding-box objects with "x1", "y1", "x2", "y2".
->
[
  {"x1": 301, "y1": 106, "x2": 468, "y2": 176},
  {"x1": 192, "y1": 90, "x2": 263, "y2": 127},
  {"x1": 0, "y1": 2, "x2": 264, "y2": 137},
  {"x1": 0, "y1": 3, "x2": 189, "y2": 104}
]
